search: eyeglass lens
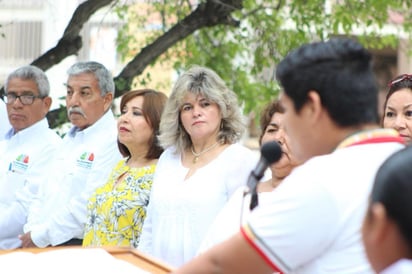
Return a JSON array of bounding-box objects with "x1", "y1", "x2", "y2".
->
[{"x1": 5, "y1": 93, "x2": 38, "y2": 105}]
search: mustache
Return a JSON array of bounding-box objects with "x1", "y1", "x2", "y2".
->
[{"x1": 67, "y1": 106, "x2": 87, "y2": 118}]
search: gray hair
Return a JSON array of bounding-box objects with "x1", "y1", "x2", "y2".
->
[
  {"x1": 5, "y1": 65, "x2": 50, "y2": 97},
  {"x1": 159, "y1": 65, "x2": 245, "y2": 153},
  {"x1": 67, "y1": 61, "x2": 115, "y2": 96}
]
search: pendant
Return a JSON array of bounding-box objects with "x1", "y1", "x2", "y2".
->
[{"x1": 193, "y1": 156, "x2": 199, "y2": 163}]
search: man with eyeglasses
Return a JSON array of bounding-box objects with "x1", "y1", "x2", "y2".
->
[
  {"x1": 19, "y1": 61, "x2": 122, "y2": 248},
  {"x1": 0, "y1": 65, "x2": 62, "y2": 249}
]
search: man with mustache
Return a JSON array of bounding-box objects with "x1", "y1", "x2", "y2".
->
[
  {"x1": 0, "y1": 65, "x2": 61, "y2": 249},
  {"x1": 19, "y1": 61, "x2": 122, "y2": 248}
]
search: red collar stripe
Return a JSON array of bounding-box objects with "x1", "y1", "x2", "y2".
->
[{"x1": 346, "y1": 136, "x2": 405, "y2": 148}]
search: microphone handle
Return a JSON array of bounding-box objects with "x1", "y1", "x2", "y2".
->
[
  {"x1": 249, "y1": 170, "x2": 261, "y2": 210},
  {"x1": 250, "y1": 191, "x2": 258, "y2": 210}
]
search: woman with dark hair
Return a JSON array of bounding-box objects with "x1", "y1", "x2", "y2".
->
[
  {"x1": 382, "y1": 74, "x2": 412, "y2": 144},
  {"x1": 257, "y1": 99, "x2": 301, "y2": 191},
  {"x1": 362, "y1": 145, "x2": 412, "y2": 273},
  {"x1": 82, "y1": 89, "x2": 167, "y2": 248}
]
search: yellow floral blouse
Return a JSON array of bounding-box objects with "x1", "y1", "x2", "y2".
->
[{"x1": 83, "y1": 159, "x2": 155, "y2": 248}]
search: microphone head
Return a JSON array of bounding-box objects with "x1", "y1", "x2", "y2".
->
[{"x1": 261, "y1": 141, "x2": 283, "y2": 164}]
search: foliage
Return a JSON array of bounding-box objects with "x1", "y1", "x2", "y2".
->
[
  {"x1": 3, "y1": 0, "x2": 409, "y2": 128},
  {"x1": 114, "y1": 0, "x2": 412, "y2": 123}
]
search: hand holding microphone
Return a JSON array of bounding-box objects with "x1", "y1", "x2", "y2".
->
[{"x1": 248, "y1": 141, "x2": 283, "y2": 210}]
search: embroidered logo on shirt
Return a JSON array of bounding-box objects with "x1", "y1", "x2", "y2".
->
[
  {"x1": 76, "y1": 152, "x2": 94, "y2": 169},
  {"x1": 9, "y1": 154, "x2": 29, "y2": 173}
]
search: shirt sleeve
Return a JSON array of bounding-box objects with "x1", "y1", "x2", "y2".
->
[
  {"x1": 137, "y1": 196, "x2": 153, "y2": 254},
  {"x1": 30, "y1": 143, "x2": 121, "y2": 247},
  {"x1": 241, "y1": 171, "x2": 339, "y2": 273},
  {"x1": 0, "y1": 140, "x2": 60, "y2": 244},
  {"x1": 137, "y1": 150, "x2": 168, "y2": 255},
  {"x1": 24, "y1": 174, "x2": 48, "y2": 233}
]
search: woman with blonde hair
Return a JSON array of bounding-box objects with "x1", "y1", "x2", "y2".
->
[{"x1": 138, "y1": 66, "x2": 259, "y2": 267}]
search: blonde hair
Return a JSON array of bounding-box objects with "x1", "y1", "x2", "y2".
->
[{"x1": 159, "y1": 65, "x2": 245, "y2": 154}]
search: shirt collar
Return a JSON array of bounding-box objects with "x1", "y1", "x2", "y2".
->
[
  {"x1": 67, "y1": 110, "x2": 115, "y2": 138},
  {"x1": 336, "y1": 128, "x2": 405, "y2": 150},
  {"x1": 5, "y1": 118, "x2": 50, "y2": 141}
]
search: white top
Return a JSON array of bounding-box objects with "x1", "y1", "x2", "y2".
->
[
  {"x1": 198, "y1": 187, "x2": 249, "y2": 253},
  {"x1": 0, "y1": 118, "x2": 61, "y2": 249},
  {"x1": 381, "y1": 259, "x2": 412, "y2": 274},
  {"x1": 138, "y1": 143, "x2": 259, "y2": 267},
  {"x1": 24, "y1": 111, "x2": 122, "y2": 247},
  {"x1": 0, "y1": 99, "x2": 11, "y2": 140},
  {"x1": 242, "y1": 137, "x2": 404, "y2": 274},
  {"x1": 198, "y1": 187, "x2": 276, "y2": 253}
]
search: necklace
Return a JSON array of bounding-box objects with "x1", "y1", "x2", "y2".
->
[{"x1": 190, "y1": 142, "x2": 219, "y2": 163}]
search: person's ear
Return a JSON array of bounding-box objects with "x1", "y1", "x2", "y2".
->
[
  {"x1": 103, "y1": 92, "x2": 113, "y2": 112},
  {"x1": 303, "y1": 90, "x2": 322, "y2": 125},
  {"x1": 42, "y1": 96, "x2": 52, "y2": 114},
  {"x1": 369, "y1": 203, "x2": 390, "y2": 243}
]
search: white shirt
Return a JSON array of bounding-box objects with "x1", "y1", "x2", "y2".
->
[
  {"x1": 198, "y1": 187, "x2": 277, "y2": 254},
  {"x1": 0, "y1": 118, "x2": 61, "y2": 249},
  {"x1": 243, "y1": 131, "x2": 404, "y2": 274},
  {"x1": 0, "y1": 99, "x2": 11, "y2": 140},
  {"x1": 381, "y1": 259, "x2": 412, "y2": 274},
  {"x1": 138, "y1": 143, "x2": 260, "y2": 267},
  {"x1": 24, "y1": 110, "x2": 122, "y2": 247}
]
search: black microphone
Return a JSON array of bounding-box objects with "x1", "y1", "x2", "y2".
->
[{"x1": 248, "y1": 141, "x2": 283, "y2": 210}]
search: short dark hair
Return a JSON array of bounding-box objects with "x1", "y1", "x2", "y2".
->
[
  {"x1": 370, "y1": 145, "x2": 412, "y2": 250},
  {"x1": 259, "y1": 100, "x2": 284, "y2": 145},
  {"x1": 276, "y1": 37, "x2": 379, "y2": 127},
  {"x1": 118, "y1": 89, "x2": 167, "y2": 159}
]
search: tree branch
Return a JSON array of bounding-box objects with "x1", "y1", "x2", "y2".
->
[
  {"x1": 0, "y1": 0, "x2": 115, "y2": 100},
  {"x1": 35, "y1": 0, "x2": 114, "y2": 127},
  {"x1": 114, "y1": 0, "x2": 243, "y2": 97},
  {"x1": 31, "y1": 0, "x2": 114, "y2": 70}
]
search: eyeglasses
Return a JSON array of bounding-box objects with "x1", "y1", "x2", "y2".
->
[
  {"x1": 4, "y1": 93, "x2": 44, "y2": 105},
  {"x1": 387, "y1": 74, "x2": 412, "y2": 88}
]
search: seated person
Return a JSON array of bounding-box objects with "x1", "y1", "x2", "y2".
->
[
  {"x1": 0, "y1": 65, "x2": 61, "y2": 249},
  {"x1": 19, "y1": 61, "x2": 122, "y2": 248},
  {"x1": 382, "y1": 74, "x2": 412, "y2": 144},
  {"x1": 83, "y1": 89, "x2": 167, "y2": 248},
  {"x1": 138, "y1": 66, "x2": 261, "y2": 267},
  {"x1": 362, "y1": 145, "x2": 412, "y2": 273}
]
